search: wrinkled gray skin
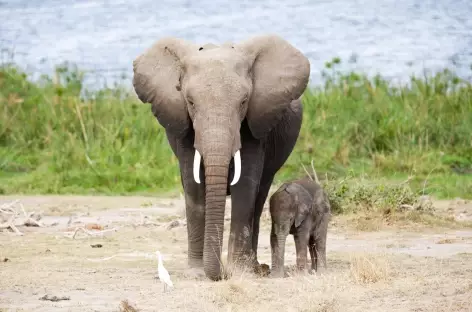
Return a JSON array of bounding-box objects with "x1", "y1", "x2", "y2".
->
[
  {"x1": 132, "y1": 34, "x2": 310, "y2": 281},
  {"x1": 269, "y1": 177, "x2": 331, "y2": 278}
]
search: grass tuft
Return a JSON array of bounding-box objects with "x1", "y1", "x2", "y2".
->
[
  {"x1": 349, "y1": 253, "x2": 391, "y2": 284},
  {"x1": 118, "y1": 300, "x2": 140, "y2": 312}
]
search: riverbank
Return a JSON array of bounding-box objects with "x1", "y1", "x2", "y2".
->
[{"x1": 0, "y1": 60, "x2": 471, "y2": 199}]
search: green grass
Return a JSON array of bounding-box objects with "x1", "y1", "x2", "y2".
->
[{"x1": 0, "y1": 58, "x2": 471, "y2": 199}]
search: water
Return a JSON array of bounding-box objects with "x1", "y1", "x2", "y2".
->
[{"x1": 1, "y1": 0, "x2": 472, "y2": 90}]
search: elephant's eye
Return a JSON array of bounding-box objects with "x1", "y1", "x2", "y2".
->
[
  {"x1": 187, "y1": 97, "x2": 194, "y2": 107},
  {"x1": 241, "y1": 96, "x2": 248, "y2": 106}
]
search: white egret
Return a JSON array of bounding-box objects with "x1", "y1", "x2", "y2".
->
[{"x1": 156, "y1": 250, "x2": 174, "y2": 292}]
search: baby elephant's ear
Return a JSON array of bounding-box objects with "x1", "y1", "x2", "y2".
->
[
  {"x1": 286, "y1": 183, "x2": 313, "y2": 228},
  {"x1": 294, "y1": 201, "x2": 311, "y2": 228}
]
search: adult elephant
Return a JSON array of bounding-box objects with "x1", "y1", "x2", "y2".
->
[{"x1": 132, "y1": 34, "x2": 310, "y2": 281}]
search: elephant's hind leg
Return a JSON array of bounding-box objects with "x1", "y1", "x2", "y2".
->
[
  {"x1": 251, "y1": 178, "x2": 274, "y2": 265},
  {"x1": 228, "y1": 125, "x2": 265, "y2": 269}
]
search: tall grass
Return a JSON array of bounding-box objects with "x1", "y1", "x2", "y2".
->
[
  {"x1": 0, "y1": 64, "x2": 178, "y2": 194},
  {"x1": 0, "y1": 58, "x2": 471, "y2": 197}
]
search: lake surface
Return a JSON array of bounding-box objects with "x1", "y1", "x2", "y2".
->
[{"x1": 1, "y1": 0, "x2": 471, "y2": 89}]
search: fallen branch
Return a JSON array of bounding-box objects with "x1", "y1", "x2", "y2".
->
[
  {"x1": 0, "y1": 200, "x2": 44, "y2": 235},
  {"x1": 0, "y1": 199, "x2": 20, "y2": 211},
  {"x1": 0, "y1": 215, "x2": 24, "y2": 236},
  {"x1": 86, "y1": 251, "x2": 157, "y2": 262},
  {"x1": 68, "y1": 226, "x2": 118, "y2": 239}
]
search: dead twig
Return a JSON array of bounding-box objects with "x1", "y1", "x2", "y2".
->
[
  {"x1": 0, "y1": 199, "x2": 20, "y2": 211},
  {"x1": 86, "y1": 251, "x2": 157, "y2": 262},
  {"x1": 69, "y1": 226, "x2": 118, "y2": 239},
  {"x1": 310, "y1": 159, "x2": 320, "y2": 183},
  {"x1": 301, "y1": 159, "x2": 320, "y2": 184},
  {"x1": 302, "y1": 163, "x2": 313, "y2": 181}
]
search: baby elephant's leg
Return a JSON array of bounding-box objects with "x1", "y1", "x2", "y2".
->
[
  {"x1": 309, "y1": 235, "x2": 317, "y2": 272},
  {"x1": 294, "y1": 230, "x2": 310, "y2": 272},
  {"x1": 270, "y1": 223, "x2": 288, "y2": 278},
  {"x1": 315, "y1": 217, "x2": 329, "y2": 270}
]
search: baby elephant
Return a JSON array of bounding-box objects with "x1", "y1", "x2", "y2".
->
[{"x1": 269, "y1": 177, "x2": 331, "y2": 278}]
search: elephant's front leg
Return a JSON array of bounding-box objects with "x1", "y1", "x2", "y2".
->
[
  {"x1": 270, "y1": 223, "x2": 288, "y2": 278},
  {"x1": 183, "y1": 177, "x2": 206, "y2": 268},
  {"x1": 228, "y1": 135, "x2": 264, "y2": 268},
  {"x1": 167, "y1": 132, "x2": 206, "y2": 273}
]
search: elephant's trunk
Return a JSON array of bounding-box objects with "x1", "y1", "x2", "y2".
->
[
  {"x1": 191, "y1": 111, "x2": 241, "y2": 280},
  {"x1": 201, "y1": 154, "x2": 230, "y2": 280}
]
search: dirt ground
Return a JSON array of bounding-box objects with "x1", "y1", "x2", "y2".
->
[{"x1": 1, "y1": 195, "x2": 472, "y2": 312}]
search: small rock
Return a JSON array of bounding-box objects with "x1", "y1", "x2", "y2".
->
[
  {"x1": 39, "y1": 294, "x2": 70, "y2": 302},
  {"x1": 85, "y1": 223, "x2": 103, "y2": 230},
  {"x1": 2, "y1": 257, "x2": 9, "y2": 262},
  {"x1": 90, "y1": 244, "x2": 103, "y2": 248}
]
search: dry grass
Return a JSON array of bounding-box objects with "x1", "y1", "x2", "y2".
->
[
  {"x1": 349, "y1": 253, "x2": 391, "y2": 284},
  {"x1": 118, "y1": 300, "x2": 140, "y2": 312},
  {"x1": 332, "y1": 208, "x2": 472, "y2": 233},
  {"x1": 436, "y1": 238, "x2": 458, "y2": 244}
]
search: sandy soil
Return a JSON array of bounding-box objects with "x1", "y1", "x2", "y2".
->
[{"x1": 1, "y1": 195, "x2": 472, "y2": 312}]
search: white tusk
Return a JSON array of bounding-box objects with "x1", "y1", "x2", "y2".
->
[
  {"x1": 230, "y1": 150, "x2": 241, "y2": 186},
  {"x1": 193, "y1": 150, "x2": 201, "y2": 184}
]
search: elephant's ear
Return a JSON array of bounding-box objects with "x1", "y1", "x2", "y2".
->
[
  {"x1": 133, "y1": 38, "x2": 196, "y2": 138},
  {"x1": 286, "y1": 183, "x2": 313, "y2": 228},
  {"x1": 237, "y1": 34, "x2": 310, "y2": 139},
  {"x1": 294, "y1": 202, "x2": 311, "y2": 228}
]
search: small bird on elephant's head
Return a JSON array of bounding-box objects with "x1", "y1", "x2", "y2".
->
[{"x1": 156, "y1": 250, "x2": 174, "y2": 292}]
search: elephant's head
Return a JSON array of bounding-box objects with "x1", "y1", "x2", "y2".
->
[{"x1": 132, "y1": 34, "x2": 310, "y2": 280}]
